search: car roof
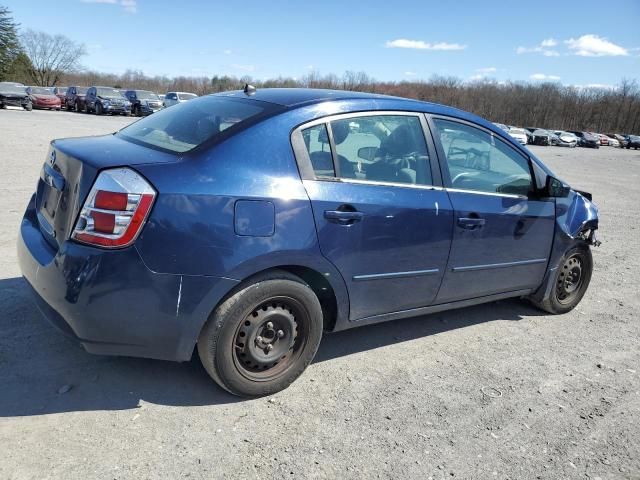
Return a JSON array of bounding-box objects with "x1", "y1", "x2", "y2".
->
[{"x1": 213, "y1": 87, "x2": 418, "y2": 108}]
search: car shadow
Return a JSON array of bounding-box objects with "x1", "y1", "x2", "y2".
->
[{"x1": 0, "y1": 276, "x2": 544, "y2": 417}]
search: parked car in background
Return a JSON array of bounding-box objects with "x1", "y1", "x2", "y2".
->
[
  {"x1": 568, "y1": 131, "x2": 599, "y2": 148},
  {"x1": 52, "y1": 87, "x2": 67, "y2": 104},
  {"x1": 124, "y1": 90, "x2": 164, "y2": 116},
  {"x1": 508, "y1": 127, "x2": 528, "y2": 145},
  {"x1": 163, "y1": 91, "x2": 198, "y2": 107},
  {"x1": 606, "y1": 134, "x2": 627, "y2": 148},
  {"x1": 157, "y1": 93, "x2": 165, "y2": 102},
  {"x1": 626, "y1": 135, "x2": 640, "y2": 149},
  {"x1": 85, "y1": 86, "x2": 131, "y2": 116},
  {"x1": 553, "y1": 131, "x2": 578, "y2": 148},
  {"x1": 596, "y1": 134, "x2": 609, "y2": 146},
  {"x1": 0, "y1": 83, "x2": 32, "y2": 110},
  {"x1": 529, "y1": 128, "x2": 552, "y2": 146},
  {"x1": 65, "y1": 86, "x2": 88, "y2": 112},
  {"x1": 606, "y1": 137, "x2": 620, "y2": 148},
  {"x1": 26, "y1": 86, "x2": 61, "y2": 110},
  {"x1": 17, "y1": 87, "x2": 600, "y2": 397}
]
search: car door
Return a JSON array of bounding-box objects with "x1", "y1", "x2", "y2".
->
[
  {"x1": 428, "y1": 116, "x2": 555, "y2": 303},
  {"x1": 292, "y1": 112, "x2": 454, "y2": 321}
]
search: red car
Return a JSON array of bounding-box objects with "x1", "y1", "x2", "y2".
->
[
  {"x1": 27, "y1": 86, "x2": 61, "y2": 110},
  {"x1": 595, "y1": 133, "x2": 609, "y2": 146}
]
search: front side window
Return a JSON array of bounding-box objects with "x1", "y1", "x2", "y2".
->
[
  {"x1": 433, "y1": 118, "x2": 533, "y2": 196},
  {"x1": 117, "y1": 96, "x2": 268, "y2": 153}
]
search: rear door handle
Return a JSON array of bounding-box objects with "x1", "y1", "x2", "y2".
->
[
  {"x1": 457, "y1": 217, "x2": 485, "y2": 229},
  {"x1": 324, "y1": 210, "x2": 364, "y2": 225}
]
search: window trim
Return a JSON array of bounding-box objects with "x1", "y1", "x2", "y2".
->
[
  {"x1": 291, "y1": 110, "x2": 442, "y2": 188},
  {"x1": 426, "y1": 114, "x2": 537, "y2": 200}
]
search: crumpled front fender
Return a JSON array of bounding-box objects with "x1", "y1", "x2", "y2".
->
[{"x1": 556, "y1": 190, "x2": 599, "y2": 239}]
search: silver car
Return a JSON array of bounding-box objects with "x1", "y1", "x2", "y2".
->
[{"x1": 163, "y1": 91, "x2": 198, "y2": 108}]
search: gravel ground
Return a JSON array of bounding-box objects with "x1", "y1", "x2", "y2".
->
[{"x1": 1, "y1": 109, "x2": 639, "y2": 480}]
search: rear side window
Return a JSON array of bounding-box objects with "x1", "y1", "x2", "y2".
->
[
  {"x1": 117, "y1": 96, "x2": 267, "y2": 153},
  {"x1": 302, "y1": 124, "x2": 334, "y2": 177},
  {"x1": 302, "y1": 114, "x2": 433, "y2": 186}
]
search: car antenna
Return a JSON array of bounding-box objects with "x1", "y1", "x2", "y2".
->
[{"x1": 243, "y1": 83, "x2": 256, "y2": 95}]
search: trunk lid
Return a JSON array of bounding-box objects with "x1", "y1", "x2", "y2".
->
[{"x1": 35, "y1": 134, "x2": 177, "y2": 250}]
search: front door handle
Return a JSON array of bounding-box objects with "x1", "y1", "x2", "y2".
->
[
  {"x1": 458, "y1": 217, "x2": 485, "y2": 229},
  {"x1": 324, "y1": 210, "x2": 364, "y2": 225}
]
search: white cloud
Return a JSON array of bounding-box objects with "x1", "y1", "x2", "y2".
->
[
  {"x1": 231, "y1": 64, "x2": 255, "y2": 72},
  {"x1": 530, "y1": 73, "x2": 561, "y2": 81},
  {"x1": 80, "y1": 0, "x2": 136, "y2": 13},
  {"x1": 223, "y1": 49, "x2": 232, "y2": 55},
  {"x1": 565, "y1": 34, "x2": 628, "y2": 57},
  {"x1": 517, "y1": 39, "x2": 559, "y2": 56},
  {"x1": 404, "y1": 71, "x2": 417, "y2": 76},
  {"x1": 476, "y1": 67, "x2": 496, "y2": 74},
  {"x1": 386, "y1": 39, "x2": 467, "y2": 51}
]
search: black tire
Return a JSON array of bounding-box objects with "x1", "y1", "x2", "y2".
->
[
  {"x1": 133, "y1": 105, "x2": 141, "y2": 117},
  {"x1": 24, "y1": 103, "x2": 32, "y2": 111},
  {"x1": 531, "y1": 244, "x2": 593, "y2": 314},
  {"x1": 198, "y1": 271, "x2": 323, "y2": 397},
  {"x1": 95, "y1": 102, "x2": 103, "y2": 115}
]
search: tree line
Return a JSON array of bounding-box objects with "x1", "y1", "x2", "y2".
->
[
  {"x1": 1, "y1": 5, "x2": 639, "y2": 134},
  {"x1": 58, "y1": 70, "x2": 640, "y2": 134}
]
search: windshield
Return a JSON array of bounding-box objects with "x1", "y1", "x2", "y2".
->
[
  {"x1": 117, "y1": 96, "x2": 270, "y2": 153},
  {"x1": 76, "y1": 87, "x2": 88, "y2": 94},
  {"x1": 135, "y1": 90, "x2": 159, "y2": 100},
  {"x1": 178, "y1": 93, "x2": 197, "y2": 100},
  {"x1": 56, "y1": 87, "x2": 67, "y2": 94},
  {"x1": 96, "y1": 87, "x2": 124, "y2": 97},
  {"x1": 29, "y1": 87, "x2": 53, "y2": 95},
  {"x1": 509, "y1": 128, "x2": 526, "y2": 135},
  {"x1": 0, "y1": 84, "x2": 26, "y2": 94}
]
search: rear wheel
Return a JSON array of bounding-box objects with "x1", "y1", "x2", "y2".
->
[
  {"x1": 531, "y1": 245, "x2": 592, "y2": 314},
  {"x1": 198, "y1": 271, "x2": 323, "y2": 397}
]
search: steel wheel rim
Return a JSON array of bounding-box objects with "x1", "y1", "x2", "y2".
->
[
  {"x1": 232, "y1": 296, "x2": 309, "y2": 382},
  {"x1": 556, "y1": 254, "x2": 584, "y2": 304}
]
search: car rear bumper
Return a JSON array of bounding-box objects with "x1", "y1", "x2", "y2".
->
[{"x1": 17, "y1": 194, "x2": 238, "y2": 362}]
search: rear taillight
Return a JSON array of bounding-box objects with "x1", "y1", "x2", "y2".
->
[{"x1": 71, "y1": 168, "x2": 156, "y2": 248}]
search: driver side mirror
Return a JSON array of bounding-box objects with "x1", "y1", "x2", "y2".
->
[{"x1": 545, "y1": 175, "x2": 571, "y2": 197}]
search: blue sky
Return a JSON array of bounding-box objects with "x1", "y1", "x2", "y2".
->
[{"x1": 5, "y1": 0, "x2": 640, "y2": 86}]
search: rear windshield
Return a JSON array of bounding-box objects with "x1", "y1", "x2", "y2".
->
[
  {"x1": 178, "y1": 93, "x2": 197, "y2": 100},
  {"x1": 116, "y1": 96, "x2": 268, "y2": 153}
]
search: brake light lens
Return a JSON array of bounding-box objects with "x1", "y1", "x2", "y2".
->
[{"x1": 71, "y1": 168, "x2": 156, "y2": 248}]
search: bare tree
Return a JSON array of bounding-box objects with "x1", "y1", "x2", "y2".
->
[{"x1": 20, "y1": 29, "x2": 86, "y2": 86}]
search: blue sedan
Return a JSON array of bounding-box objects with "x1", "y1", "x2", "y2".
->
[{"x1": 17, "y1": 87, "x2": 600, "y2": 397}]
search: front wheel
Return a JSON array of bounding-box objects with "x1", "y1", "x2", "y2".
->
[
  {"x1": 95, "y1": 102, "x2": 103, "y2": 115},
  {"x1": 531, "y1": 245, "x2": 593, "y2": 314},
  {"x1": 198, "y1": 271, "x2": 323, "y2": 397}
]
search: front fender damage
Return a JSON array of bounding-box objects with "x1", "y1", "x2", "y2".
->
[
  {"x1": 556, "y1": 190, "x2": 600, "y2": 246},
  {"x1": 528, "y1": 189, "x2": 600, "y2": 305}
]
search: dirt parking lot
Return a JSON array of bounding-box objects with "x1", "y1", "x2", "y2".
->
[{"x1": 1, "y1": 109, "x2": 639, "y2": 480}]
